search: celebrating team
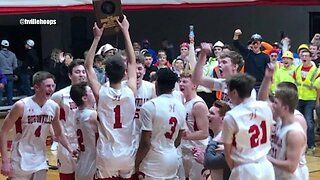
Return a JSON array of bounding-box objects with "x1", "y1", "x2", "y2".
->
[{"x1": 0, "y1": 15, "x2": 310, "y2": 180}]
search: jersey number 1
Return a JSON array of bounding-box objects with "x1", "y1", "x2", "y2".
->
[
  {"x1": 248, "y1": 120, "x2": 267, "y2": 148},
  {"x1": 113, "y1": 105, "x2": 122, "y2": 128},
  {"x1": 165, "y1": 117, "x2": 178, "y2": 139}
]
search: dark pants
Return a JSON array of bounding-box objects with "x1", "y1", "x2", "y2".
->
[
  {"x1": 297, "y1": 100, "x2": 316, "y2": 148},
  {"x1": 19, "y1": 73, "x2": 33, "y2": 96},
  {"x1": 0, "y1": 74, "x2": 14, "y2": 106}
]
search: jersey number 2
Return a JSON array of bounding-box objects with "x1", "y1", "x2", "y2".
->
[
  {"x1": 113, "y1": 105, "x2": 122, "y2": 128},
  {"x1": 248, "y1": 120, "x2": 267, "y2": 148},
  {"x1": 165, "y1": 117, "x2": 178, "y2": 139}
]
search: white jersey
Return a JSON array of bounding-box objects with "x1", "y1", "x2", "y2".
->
[
  {"x1": 11, "y1": 97, "x2": 58, "y2": 173},
  {"x1": 139, "y1": 94, "x2": 186, "y2": 179},
  {"x1": 270, "y1": 122, "x2": 309, "y2": 180},
  {"x1": 74, "y1": 108, "x2": 97, "y2": 180},
  {"x1": 133, "y1": 80, "x2": 155, "y2": 149},
  {"x1": 222, "y1": 98, "x2": 273, "y2": 164},
  {"x1": 181, "y1": 95, "x2": 208, "y2": 149},
  {"x1": 51, "y1": 85, "x2": 78, "y2": 173},
  {"x1": 96, "y1": 84, "x2": 136, "y2": 170}
]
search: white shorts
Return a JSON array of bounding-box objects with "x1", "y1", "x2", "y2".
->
[
  {"x1": 95, "y1": 155, "x2": 135, "y2": 179},
  {"x1": 57, "y1": 144, "x2": 77, "y2": 174},
  {"x1": 230, "y1": 158, "x2": 275, "y2": 180},
  {"x1": 95, "y1": 168, "x2": 134, "y2": 179},
  {"x1": 182, "y1": 148, "x2": 204, "y2": 180},
  {"x1": 10, "y1": 169, "x2": 47, "y2": 180}
]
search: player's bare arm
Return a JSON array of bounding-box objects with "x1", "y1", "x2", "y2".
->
[
  {"x1": 84, "y1": 22, "x2": 104, "y2": 101},
  {"x1": 117, "y1": 15, "x2": 137, "y2": 94},
  {"x1": 0, "y1": 101, "x2": 24, "y2": 176},
  {"x1": 224, "y1": 143, "x2": 234, "y2": 169},
  {"x1": 192, "y1": 43, "x2": 216, "y2": 90},
  {"x1": 135, "y1": 130, "x2": 151, "y2": 172},
  {"x1": 184, "y1": 102, "x2": 209, "y2": 140},
  {"x1": 222, "y1": 114, "x2": 236, "y2": 169},
  {"x1": 258, "y1": 63, "x2": 275, "y2": 101},
  {"x1": 268, "y1": 131, "x2": 305, "y2": 173},
  {"x1": 51, "y1": 105, "x2": 75, "y2": 155},
  {"x1": 175, "y1": 130, "x2": 184, "y2": 148}
]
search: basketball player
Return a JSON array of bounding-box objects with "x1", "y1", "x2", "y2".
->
[
  {"x1": 51, "y1": 59, "x2": 87, "y2": 179},
  {"x1": 222, "y1": 74, "x2": 275, "y2": 180},
  {"x1": 179, "y1": 71, "x2": 209, "y2": 180},
  {"x1": 84, "y1": 16, "x2": 137, "y2": 179},
  {"x1": 70, "y1": 82, "x2": 98, "y2": 180},
  {"x1": 192, "y1": 43, "x2": 256, "y2": 106},
  {"x1": 0, "y1": 71, "x2": 74, "y2": 179},
  {"x1": 268, "y1": 88, "x2": 309, "y2": 179},
  {"x1": 258, "y1": 64, "x2": 309, "y2": 179},
  {"x1": 131, "y1": 55, "x2": 156, "y2": 150},
  {"x1": 135, "y1": 68, "x2": 186, "y2": 180}
]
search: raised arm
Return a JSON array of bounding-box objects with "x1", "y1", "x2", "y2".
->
[
  {"x1": 192, "y1": 43, "x2": 216, "y2": 89},
  {"x1": 258, "y1": 63, "x2": 275, "y2": 101},
  {"x1": 189, "y1": 41, "x2": 197, "y2": 72},
  {"x1": 0, "y1": 101, "x2": 24, "y2": 176},
  {"x1": 85, "y1": 22, "x2": 104, "y2": 101},
  {"x1": 233, "y1": 29, "x2": 250, "y2": 56},
  {"x1": 118, "y1": 16, "x2": 137, "y2": 94}
]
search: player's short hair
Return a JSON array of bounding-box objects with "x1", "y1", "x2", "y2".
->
[
  {"x1": 220, "y1": 51, "x2": 244, "y2": 72},
  {"x1": 277, "y1": 82, "x2": 298, "y2": 92},
  {"x1": 70, "y1": 82, "x2": 87, "y2": 107},
  {"x1": 68, "y1": 58, "x2": 85, "y2": 74},
  {"x1": 156, "y1": 68, "x2": 178, "y2": 93},
  {"x1": 226, "y1": 73, "x2": 255, "y2": 99},
  {"x1": 275, "y1": 88, "x2": 298, "y2": 113},
  {"x1": 180, "y1": 70, "x2": 192, "y2": 79},
  {"x1": 136, "y1": 54, "x2": 145, "y2": 65},
  {"x1": 32, "y1": 71, "x2": 55, "y2": 86},
  {"x1": 105, "y1": 54, "x2": 126, "y2": 84},
  {"x1": 213, "y1": 100, "x2": 231, "y2": 116}
]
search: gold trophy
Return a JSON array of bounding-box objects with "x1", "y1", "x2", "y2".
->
[{"x1": 93, "y1": 0, "x2": 123, "y2": 35}]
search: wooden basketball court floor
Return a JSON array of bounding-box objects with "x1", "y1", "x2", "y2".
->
[{"x1": 0, "y1": 119, "x2": 320, "y2": 180}]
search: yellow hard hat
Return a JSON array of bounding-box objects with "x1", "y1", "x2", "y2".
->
[
  {"x1": 282, "y1": 51, "x2": 293, "y2": 59},
  {"x1": 297, "y1": 44, "x2": 309, "y2": 53}
]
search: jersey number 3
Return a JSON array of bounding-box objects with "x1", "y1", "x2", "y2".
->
[
  {"x1": 165, "y1": 117, "x2": 178, "y2": 139},
  {"x1": 248, "y1": 120, "x2": 267, "y2": 148}
]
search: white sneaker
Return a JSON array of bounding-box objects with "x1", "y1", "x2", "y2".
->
[{"x1": 50, "y1": 141, "x2": 59, "y2": 151}]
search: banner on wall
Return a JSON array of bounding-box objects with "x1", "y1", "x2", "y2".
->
[{"x1": 0, "y1": 0, "x2": 319, "y2": 14}]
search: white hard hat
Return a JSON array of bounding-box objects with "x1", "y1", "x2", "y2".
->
[
  {"x1": 26, "y1": 39, "x2": 35, "y2": 47},
  {"x1": 1, "y1": 40, "x2": 9, "y2": 47}
]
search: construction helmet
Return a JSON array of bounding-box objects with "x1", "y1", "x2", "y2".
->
[
  {"x1": 282, "y1": 51, "x2": 294, "y2": 59},
  {"x1": 297, "y1": 44, "x2": 309, "y2": 53}
]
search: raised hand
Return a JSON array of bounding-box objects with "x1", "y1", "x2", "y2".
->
[
  {"x1": 265, "y1": 63, "x2": 276, "y2": 78},
  {"x1": 93, "y1": 22, "x2": 105, "y2": 38},
  {"x1": 234, "y1": 29, "x2": 242, "y2": 36},
  {"x1": 116, "y1": 15, "x2": 129, "y2": 32},
  {"x1": 200, "y1": 42, "x2": 212, "y2": 56}
]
